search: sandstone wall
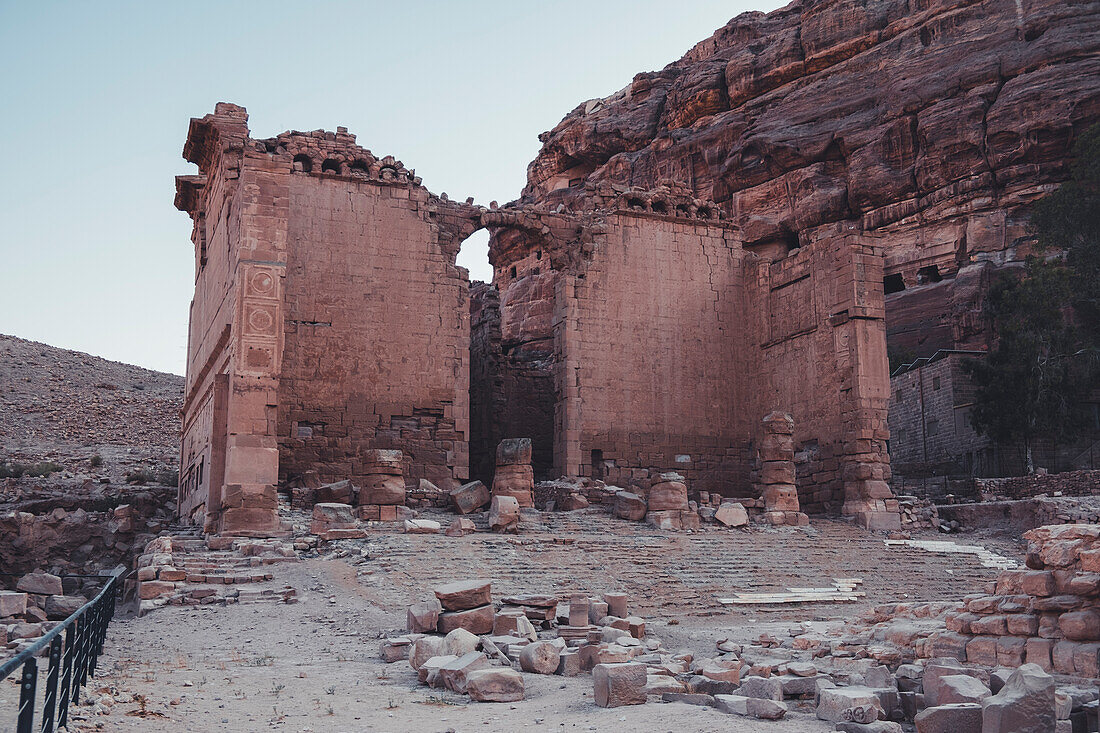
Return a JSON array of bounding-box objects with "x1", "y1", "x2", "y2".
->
[
  {"x1": 557, "y1": 213, "x2": 751, "y2": 494},
  {"x1": 277, "y1": 165, "x2": 470, "y2": 491}
]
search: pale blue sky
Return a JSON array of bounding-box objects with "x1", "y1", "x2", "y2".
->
[{"x1": 0, "y1": 1, "x2": 780, "y2": 375}]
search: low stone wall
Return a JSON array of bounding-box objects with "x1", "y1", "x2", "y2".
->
[{"x1": 976, "y1": 470, "x2": 1100, "y2": 501}]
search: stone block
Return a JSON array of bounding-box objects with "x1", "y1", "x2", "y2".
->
[
  {"x1": 491, "y1": 464, "x2": 534, "y2": 507},
  {"x1": 715, "y1": 502, "x2": 748, "y2": 527},
  {"x1": 0, "y1": 591, "x2": 28, "y2": 617},
  {"x1": 496, "y1": 438, "x2": 532, "y2": 466},
  {"x1": 407, "y1": 599, "x2": 442, "y2": 633},
  {"x1": 519, "y1": 640, "x2": 560, "y2": 674},
  {"x1": 817, "y1": 686, "x2": 883, "y2": 721},
  {"x1": 44, "y1": 595, "x2": 85, "y2": 620},
  {"x1": 648, "y1": 481, "x2": 688, "y2": 511},
  {"x1": 1060, "y1": 610, "x2": 1100, "y2": 641},
  {"x1": 646, "y1": 510, "x2": 682, "y2": 530},
  {"x1": 17, "y1": 572, "x2": 62, "y2": 596},
  {"x1": 1025, "y1": 638, "x2": 1054, "y2": 671},
  {"x1": 435, "y1": 580, "x2": 492, "y2": 611},
  {"x1": 965, "y1": 636, "x2": 999, "y2": 667},
  {"x1": 439, "y1": 651, "x2": 490, "y2": 693},
  {"x1": 593, "y1": 662, "x2": 647, "y2": 707},
  {"x1": 737, "y1": 675, "x2": 783, "y2": 700},
  {"x1": 914, "y1": 703, "x2": 983, "y2": 732},
  {"x1": 446, "y1": 517, "x2": 476, "y2": 536},
  {"x1": 410, "y1": 636, "x2": 445, "y2": 671},
  {"x1": 404, "y1": 519, "x2": 441, "y2": 534},
  {"x1": 613, "y1": 492, "x2": 647, "y2": 521},
  {"x1": 981, "y1": 663, "x2": 1056, "y2": 733},
  {"x1": 359, "y1": 474, "x2": 405, "y2": 505},
  {"x1": 138, "y1": 581, "x2": 174, "y2": 600},
  {"x1": 466, "y1": 667, "x2": 524, "y2": 702},
  {"x1": 937, "y1": 675, "x2": 991, "y2": 705},
  {"x1": 997, "y1": 637, "x2": 1027, "y2": 667},
  {"x1": 489, "y1": 495, "x2": 520, "y2": 532},
  {"x1": 437, "y1": 604, "x2": 495, "y2": 635},
  {"x1": 450, "y1": 481, "x2": 490, "y2": 514}
]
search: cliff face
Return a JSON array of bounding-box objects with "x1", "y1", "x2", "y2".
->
[{"x1": 522, "y1": 0, "x2": 1100, "y2": 354}]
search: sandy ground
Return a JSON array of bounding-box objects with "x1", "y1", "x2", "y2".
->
[{"x1": 3, "y1": 514, "x2": 1023, "y2": 732}]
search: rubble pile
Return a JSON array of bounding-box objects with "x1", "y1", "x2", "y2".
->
[{"x1": 1, "y1": 570, "x2": 98, "y2": 660}]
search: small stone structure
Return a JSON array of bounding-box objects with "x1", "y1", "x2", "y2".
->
[
  {"x1": 757, "y1": 412, "x2": 808, "y2": 526},
  {"x1": 492, "y1": 438, "x2": 534, "y2": 508}
]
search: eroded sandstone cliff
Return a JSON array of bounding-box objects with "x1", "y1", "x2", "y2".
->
[{"x1": 521, "y1": 0, "x2": 1100, "y2": 354}]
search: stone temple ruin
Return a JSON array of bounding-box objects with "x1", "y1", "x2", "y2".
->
[{"x1": 174, "y1": 102, "x2": 897, "y2": 537}]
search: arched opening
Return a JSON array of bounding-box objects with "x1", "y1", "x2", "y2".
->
[
  {"x1": 292, "y1": 154, "x2": 313, "y2": 173},
  {"x1": 456, "y1": 229, "x2": 492, "y2": 283},
  {"x1": 321, "y1": 159, "x2": 342, "y2": 174},
  {"x1": 884, "y1": 273, "x2": 906, "y2": 294},
  {"x1": 350, "y1": 159, "x2": 370, "y2": 176}
]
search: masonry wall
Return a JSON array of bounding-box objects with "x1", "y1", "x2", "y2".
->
[
  {"x1": 275, "y1": 172, "x2": 470, "y2": 490},
  {"x1": 558, "y1": 213, "x2": 752, "y2": 495}
]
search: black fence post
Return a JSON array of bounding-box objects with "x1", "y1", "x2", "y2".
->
[
  {"x1": 58, "y1": 623, "x2": 75, "y2": 729},
  {"x1": 16, "y1": 658, "x2": 37, "y2": 733},
  {"x1": 41, "y1": 635, "x2": 63, "y2": 733}
]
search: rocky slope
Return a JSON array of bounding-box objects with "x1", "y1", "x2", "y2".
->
[
  {"x1": 0, "y1": 333, "x2": 182, "y2": 462},
  {"x1": 0, "y1": 334, "x2": 182, "y2": 576},
  {"x1": 523, "y1": 0, "x2": 1100, "y2": 354}
]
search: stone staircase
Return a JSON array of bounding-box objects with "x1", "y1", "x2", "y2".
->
[{"x1": 136, "y1": 528, "x2": 299, "y2": 615}]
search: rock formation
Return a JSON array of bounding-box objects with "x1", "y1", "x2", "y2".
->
[{"x1": 519, "y1": 0, "x2": 1100, "y2": 355}]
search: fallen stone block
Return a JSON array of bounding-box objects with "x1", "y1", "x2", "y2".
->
[
  {"x1": 0, "y1": 591, "x2": 28, "y2": 617},
  {"x1": 593, "y1": 662, "x2": 647, "y2": 707},
  {"x1": 446, "y1": 517, "x2": 477, "y2": 536},
  {"x1": 818, "y1": 686, "x2": 884, "y2": 722},
  {"x1": 519, "y1": 640, "x2": 561, "y2": 674},
  {"x1": 738, "y1": 675, "x2": 783, "y2": 701},
  {"x1": 662, "y1": 691, "x2": 716, "y2": 707},
  {"x1": 922, "y1": 658, "x2": 969, "y2": 707},
  {"x1": 494, "y1": 609, "x2": 537, "y2": 640},
  {"x1": 438, "y1": 604, "x2": 495, "y2": 635},
  {"x1": 489, "y1": 495, "x2": 520, "y2": 532},
  {"x1": 419, "y1": 654, "x2": 459, "y2": 686},
  {"x1": 17, "y1": 572, "x2": 62, "y2": 596},
  {"x1": 466, "y1": 667, "x2": 525, "y2": 702},
  {"x1": 404, "y1": 519, "x2": 441, "y2": 534},
  {"x1": 612, "y1": 492, "x2": 647, "y2": 521},
  {"x1": 138, "y1": 581, "x2": 175, "y2": 600},
  {"x1": 646, "y1": 510, "x2": 682, "y2": 531},
  {"x1": 914, "y1": 702, "x2": 983, "y2": 732},
  {"x1": 381, "y1": 636, "x2": 417, "y2": 663},
  {"x1": 836, "y1": 722, "x2": 904, "y2": 733},
  {"x1": 937, "y1": 674, "x2": 991, "y2": 705},
  {"x1": 435, "y1": 580, "x2": 492, "y2": 611},
  {"x1": 714, "y1": 502, "x2": 749, "y2": 527},
  {"x1": 645, "y1": 674, "x2": 685, "y2": 695},
  {"x1": 410, "y1": 636, "x2": 445, "y2": 671},
  {"x1": 44, "y1": 595, "x2": 85, "y2": 620},
  {"x1": 450, "y1": 481, "x2": 491, "y2": 515},
  {"x1": 557, "y1": 649, "x2": 582, "y2": 676},
  {"x1": 442, "y1": 627, "x2": 480, "y2": 657},
  {"x1": 981, "y1": 662, "x2": 1056, "y2": 733},
  {"x1": 439, "y1": 651, "x2": 490, "y2": 693}
]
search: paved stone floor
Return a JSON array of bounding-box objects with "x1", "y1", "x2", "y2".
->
[{"x1": 5, "y1": 512, "x2": 1022, "y2": 732}]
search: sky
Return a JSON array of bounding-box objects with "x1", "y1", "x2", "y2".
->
[{"x1": 0, "y1": 0, "x2": 782, "y2": 375}]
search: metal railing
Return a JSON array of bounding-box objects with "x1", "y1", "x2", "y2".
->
[{"x1": 0, "y1": 569, "x2": 126, "y2": 733}]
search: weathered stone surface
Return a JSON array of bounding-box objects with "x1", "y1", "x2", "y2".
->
[
  {"x1": 17, "y1": 572, "x2": 62, "y2": 596},
  {"x1": 438, "y1": 651, "x2": 490, "y2": 694},
  {"x1": 446, "y1": 517, "x2": 476, "y2": 536},
  {"x1": 613, "y1": 492, "x2": 647, "y2": 521},
  {"x1": 936, "y1": 675, "x2": 991, "y2": 705},
  {"x1": 714, "y1": 502, "x2": 749, "y2": 527},
  {"x1": 914, "y1": 703, "x2": 983, "y2": 733},
  {"x1": 647, "y1": 480, "x2": 688, "y2": 511},
  {"x1": 466, "y1": 667, "x2": 525, "y2": 702},
  {"x1": 450, "y1": 481, "x2": 491, "y2": 515},
  {"x1": 593, "y1": 662, "x2": 647, "y2": 707},
  {"x1": 981, "y1": 663, "x2": 1056, "y2": 733},
  {"x1": 410, "y1": 636, "x2": 445, "y2": 671},
  {"x1": 488, "y1": 495, "x2": 520, "y2": 533},
  {"x1": 737, "y1": 675, "x2": 783, "y2": 701},
  {"x1": 435, "y1": 580, "x2": 492, "y2": 611},
  {"x1": 437, "y1": 604, "x2": 495, "y2": 635},
  {"x1": 0, "y1": 591, "x2": 28, "y2": 617},
  {"x1": 442, "y1": 628, "x2": 480, "y2": 657},
  {"x1": 519, "y1": 640, "x2": 561, "y2": 674},
  {"x1": 44, "y1": 595, "x2": 85, "y2": 620},
  {"x1": 404, "y1": 519, "x2": 441, "y2": 534},
  {"x1": 817, "y1": 686, "x2": 883, "y2": 722}
]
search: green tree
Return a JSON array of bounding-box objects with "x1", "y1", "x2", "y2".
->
[{"x1": 965, "y1": 124, "x2": 1100, "y2": 473}]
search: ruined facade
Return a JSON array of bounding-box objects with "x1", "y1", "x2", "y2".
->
[
  {"x1": 175, "y1": 105, "x2": 478, "y2": 535},
  {"x1": 176, "y1": 106, "x2": 894, "y2": 533}
]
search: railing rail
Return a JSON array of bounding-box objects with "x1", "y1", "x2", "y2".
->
[{"x1": 0, "y1": 568, "x2": 126, "y2": 733}]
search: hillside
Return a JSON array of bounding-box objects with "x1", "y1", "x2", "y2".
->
[{"x1": 0, "y1": 333, "x2": 183, "y2": 466}]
